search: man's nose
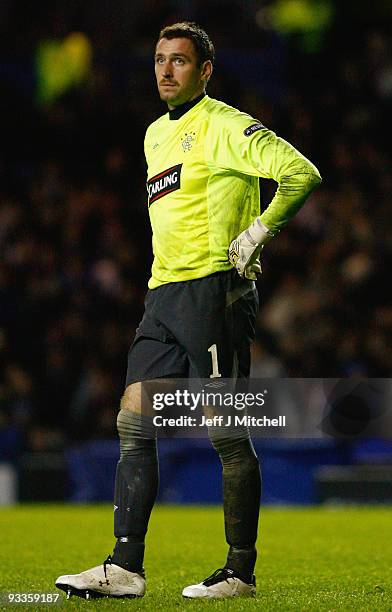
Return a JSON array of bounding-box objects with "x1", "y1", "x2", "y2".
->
[{"x1": 162, "y1": 62, "x2": 173, "y2": 78}]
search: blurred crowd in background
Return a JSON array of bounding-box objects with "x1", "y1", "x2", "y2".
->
[{"x1": 0, "y1": 0, "x2": 391, "y2": 455}]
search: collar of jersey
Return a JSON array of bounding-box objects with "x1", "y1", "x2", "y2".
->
[{"x1": 168, "y1": 93, "x2": 206, "y2": 120}]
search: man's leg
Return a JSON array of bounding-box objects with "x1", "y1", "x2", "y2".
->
[
  {"x1": 214, "y1": 275, "x2": 261, "y2": 581},
  {"x1": 182, "y1": 425, "x2": 261, "y2": 599},
  {"x1": 111, "y1": 382, "x2": 158, "y2": 573},
  {"x1": 179, "y1": 271, "x2": 261, "y2": 598},
  {"x1": 55, "y1": 284, "x2": 189, "y2": 599},
  {"x1": 54, "y1": 382, "x2": 157, "y2": 600},
  {"x1": 209, "y1": 429, "x2": 261, "y2": 581}
]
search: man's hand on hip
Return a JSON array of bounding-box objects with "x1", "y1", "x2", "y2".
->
[{"x1": 229, "y1": 217, "x2": 274, "y2": 280}]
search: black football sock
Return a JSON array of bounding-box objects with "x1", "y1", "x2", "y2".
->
[
  {"x1": 226, "y1": 546, "x2": 257, "y2": 583},
  {"x1": 210, "y1": 433, "x2": 261, "y2": 582},
  {"x1": 111, "y1": 409, "x2": 158, "y2": 573}
]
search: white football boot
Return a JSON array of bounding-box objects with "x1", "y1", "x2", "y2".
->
[
  {"x1": 55, "y1": 555, "x2": 146, "y2": 599},
  {"x1": 182, "y1": 567, "x2": 256, "y2": 599}
]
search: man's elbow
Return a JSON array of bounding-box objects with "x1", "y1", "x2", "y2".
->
[
  {"x1": 311, "y1": 167, "x2": 322, "y2": 186},
  {"x1": 300, "y1": 164, "x2": 322, "y2": 194},
  {"x1": 305, "y1": 158, "x2": 322, "y2": 186},
  {"x1": 279, "y1": 163, "x2": 322, "y2": 197}
]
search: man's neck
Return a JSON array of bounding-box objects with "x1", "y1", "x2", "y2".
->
[{"x1": 168, "y1": 92, "x2": 206, "y2": 120}]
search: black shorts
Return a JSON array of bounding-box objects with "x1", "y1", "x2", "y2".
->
[{"x1": 125, "y1": 269, "x2": 259, "y2": 385}]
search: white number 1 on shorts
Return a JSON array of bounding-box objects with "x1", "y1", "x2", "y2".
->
[{"x1": 208, "y1": 344, "x2": 221, "y2": 378}]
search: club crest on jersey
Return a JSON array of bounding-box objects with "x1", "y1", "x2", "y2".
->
[
  {"x1": 147, "y1": 164, "x2": 182, "y2": 206},
  {"x1": 244, "y1": 123, "x2": 265, "y2": 137},
  {"x1": 181, "y1": 131, "x2": 196, "y2": 152}
]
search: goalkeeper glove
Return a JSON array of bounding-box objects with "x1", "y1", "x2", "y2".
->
[{"x1": 229, "y1": 217, "x2": 275, "y2": 280}]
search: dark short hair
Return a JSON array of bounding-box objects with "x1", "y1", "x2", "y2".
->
[{"x1": 158, "y1": 22, "x2": 215, "y2": 66}]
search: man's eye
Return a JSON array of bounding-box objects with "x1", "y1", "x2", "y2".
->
[{"x1": 175, "y1": 58, "x2": 185, "y2": 64}]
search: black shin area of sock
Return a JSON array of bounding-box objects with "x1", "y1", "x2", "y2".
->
[
  {"x1": 111, "y1": 410, "x2": 158, "y2": 573},
  {"x1": 210, "y1": 434, "x2": 261, "y2": 582}
]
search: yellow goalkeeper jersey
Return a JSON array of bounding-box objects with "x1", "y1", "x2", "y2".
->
[{"x1": 144, "y1": 94, "x2": 321, "y2": 288}]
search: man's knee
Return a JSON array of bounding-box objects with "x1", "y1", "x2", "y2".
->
[
  {"x1": 120, "y1": 382, "x2": 142, "y2": 413},
  {"x1": 117, "y1": 401, "x2": 156, "y2": 460},
  {"x1": 211, "y1": 434, "x2": 259, "y2": 469},
  {"x1": 120, "y1": 378, "x2": 179, "y2": 415}
]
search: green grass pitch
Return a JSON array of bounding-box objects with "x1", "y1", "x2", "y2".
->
[{"x1": 0, "y1": 505, "x2": 391, "y2": 611}]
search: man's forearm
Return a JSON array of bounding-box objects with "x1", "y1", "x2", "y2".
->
[
  {"x1": 259, "y1": 164, "x2": 322, "y2": 234},
  {"x1": 228, "y1": 159, "x2": 321, "y2": 278}
]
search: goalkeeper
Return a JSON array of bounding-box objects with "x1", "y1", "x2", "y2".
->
[{"x1": 56, "y1": 21, "x2": 321, "y2": 600}]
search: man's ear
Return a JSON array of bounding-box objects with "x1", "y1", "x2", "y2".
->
[{"x1": 201, "y1": 60, "x2": 213, "y2": 84}]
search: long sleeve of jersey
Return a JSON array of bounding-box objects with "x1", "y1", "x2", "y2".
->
[{"x1": 205, "y1": 110, "x2": 322, "y2": 234}]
